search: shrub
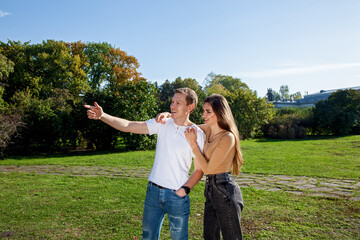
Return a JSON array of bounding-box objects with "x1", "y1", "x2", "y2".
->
[
  {"x1": 0, "y1": 113, "x2": 24, "y2": 157},
  {"x1": 263, "y1": 107, "x2": 313, "y2": 139}
]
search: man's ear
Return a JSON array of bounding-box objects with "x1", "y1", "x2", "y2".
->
[{"x1": 188, "y1": 103, "x2": 195, "y2": 113}]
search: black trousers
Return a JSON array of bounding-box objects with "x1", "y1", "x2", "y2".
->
[{"x1": 204, "y1": 172, "x2": 244, "y2": 240}]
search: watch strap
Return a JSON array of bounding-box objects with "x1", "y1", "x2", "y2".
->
[{"x1": 181, "y1": 186, "x2": 190, "y2": 195}]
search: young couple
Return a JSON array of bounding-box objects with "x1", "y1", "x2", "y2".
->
[{"x1": 85, "y1": 88, "x2": 244, "y2": 240}]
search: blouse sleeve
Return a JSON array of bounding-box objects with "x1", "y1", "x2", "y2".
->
[{"x1": 192, "y1": 133, "x2": 235, "y2": 173}]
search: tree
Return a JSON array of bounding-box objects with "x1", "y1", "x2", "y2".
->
[
  {"x1": 279, "y1": 85, "x2": 290, "y2": 100},
  {"x1": 0, "y1": 40, "x2": 34, "y2": 102},
  {"x1": 205, "y1": 73, "x2": 274, "y2": 138},
  {"x1": 82, "y1": 42, "x2": 112, "y2": 89},
  {"x1": 0, "y1": 53, "x2": 14, "y2": 80},
  {"x1": 0, "y1": 40, "x2": 151, "y2": 154},
  {"x1": 82, "y1": 42, "x2": 144, "y2": 90},
  {"x1": 0, "y1": 40, "x2": 90, "y2": 103},
  {"x1": 262, "y1": 107, "x2": 313, "y2": 139},
  {"x1": 31, "y1": 40, "x2": 90, "y2": 100},
  {"x1": 205, "y1": 72, "x2": 249, "y2": 93},
  {"x1": 313, "y1": 89, "x2": 360, "y2": 135},
  {"x1": 312, "y1": 100, "x2": 335, "y2": 135},
  {"x1": 0, "y1": 53, "x2": 23, "y2": 157},
  {"x1": 106, "y1": 47, "x2": 143, "y2": 88},
  {"x1": 0, "y1": 53, "x2": 14, "y2": 109},
  {"x1": 111, "y1": 80, "x2": 159, "y2": 150},
  {"x1": 267, "y1": 85, "x2": 302, "y2": 101},
  {"x1": 81, "y1": 80, "x2": 159, "y2": 151},
  {"x1": 158, "y1": 80, "x2": 173, "y2": 102},
  {"x1": 290, "y1": 91, "x2": 302, "y2": 101},
  {"x1": 0, "y1": 40, "x2": 92, "y2": 153},
  {"x1": 0, "y1": 113, "x2": 24, "y2": 158},
  {"x1": 227, "y1": 88, "x2": 274, "y2": 138}
]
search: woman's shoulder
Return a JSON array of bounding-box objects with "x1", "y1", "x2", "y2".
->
[
  {"x1": 220, "y1": 131, "x2": 235, "y2": 144},
  {"x1": 198, "y1": 124, "x2": 210, "y2": 133}
]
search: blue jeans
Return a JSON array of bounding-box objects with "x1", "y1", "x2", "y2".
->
[
  {"x1": 142, "y1": 182, "x2": 190, "y2": 240},
  {"x1": 204, "y1": 173, "x2": 244, "y2": 240}
]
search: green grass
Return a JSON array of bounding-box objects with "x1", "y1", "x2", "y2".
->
[
  {"x1": 240, "y1": 135, "x2": 360, "y2": 179},
  {"x1": 3, "y1": 135, "x2": 360, "y2": 179},
  {"x1": 0, "y1": 173, "x2": 146, "y2": 239},
  {"x1": 0, "y1": 173, "x2": 359, "y2": 239},
  {"x1": 1, "y1": 135, "x2": 360, "y2": 239},
  {"x1": 1, "y1": 150, "x2": 156, "y2": 168}
]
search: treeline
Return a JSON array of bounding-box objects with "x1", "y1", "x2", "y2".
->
[
  {"x1": 263, "y1": 89, "x2": 360, "y2": 139},
  {"x1": 1, "y1": 40, "x2": 359, "y2": 156},
  {"x1": 0, "y1": 40, "x2": 273, "y2": 156}
]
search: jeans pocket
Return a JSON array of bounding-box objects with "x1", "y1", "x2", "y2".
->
[
  {"x1": 172, "y1": 189, "x2": 187, "y2": 199},
  {"x1": 168, "y1": 190, "x2": 190, "y2": 215},
  {"x1": 215, "y1": 182, "x2": 230, "y2": 199}
]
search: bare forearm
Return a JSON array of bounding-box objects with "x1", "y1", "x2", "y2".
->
[
  {"x1": 100, "y1": 113, "x2": 130, "y2": 132},
  {"x1": 191, "y1": 146, "x2": 210, "y2": 173},
  {"x1": 183, "y1": 169, "x2": 204, "y2": 189},
  {"x1": 100, "y1": 113, "x2": 148, "y2": 134}
]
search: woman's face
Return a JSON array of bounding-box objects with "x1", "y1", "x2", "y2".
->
[{"x1": 202, "y1": 102, "x2": 218, "y2": 126}]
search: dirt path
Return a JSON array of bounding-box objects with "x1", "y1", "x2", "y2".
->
[{"x1": 1, "y1": 165, "x2": 359, "y2": 201}]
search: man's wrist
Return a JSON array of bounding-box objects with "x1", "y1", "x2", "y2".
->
[
  {"x1": 98, "y1": 112, "x2": 105, "y2": 120},
  {"x1": 181, "y1": 186, "x2": 190, "y2": 195}
]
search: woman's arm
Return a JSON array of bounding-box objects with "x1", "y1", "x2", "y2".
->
[{"x1": 185, "y1": 128, "x2": 235, "y2": 173}]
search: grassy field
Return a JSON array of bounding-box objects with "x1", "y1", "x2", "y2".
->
[
  {"x1": 240, "y1": 135, "x2": 360, "y2": 179},
  {"x1": 0, "y1": 135, "x2": 359, "y2": 239}
]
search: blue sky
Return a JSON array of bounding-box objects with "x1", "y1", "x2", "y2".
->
[{"x1": 1, "y1": 0, "x2": 360, "y2": 97}]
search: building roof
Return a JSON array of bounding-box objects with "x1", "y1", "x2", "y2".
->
[
  {"x1": 305, "y1": 86, "x2": 360, "y2": 98},
  {"x1": 272, "y1": 86, "x2": 360, "y2": 108}
]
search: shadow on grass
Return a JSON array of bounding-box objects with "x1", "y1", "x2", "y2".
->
[{"x1": 2, "y1": 145, "x2": 151, "y2": 161}]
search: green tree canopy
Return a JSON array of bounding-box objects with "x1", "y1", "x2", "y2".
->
[
  {"x1": 205, "y1": 72, "x2": 249, "y2": 94},
  {"x1": 0, "y1": 40, "x2": 154, "y2": 154},
  {"x1": 204, "y1": 73, "x2": 274, "y2": 138},
  {"x1": 313, "y1": 89, "x2": 360, "y2": 135},
  {"x1": 267, "y1": 85, "x2": 302, "y2": 101},
  {"x1": 0, "y1": 53, "x2": 14, "y2": 80},
  {"x1": 0, "y1": 53, "x2": 14, "y2": 110}
]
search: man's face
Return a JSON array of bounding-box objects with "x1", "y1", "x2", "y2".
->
[{"x1": 170, "y1": 93, "x2": 191, "y2": 119}]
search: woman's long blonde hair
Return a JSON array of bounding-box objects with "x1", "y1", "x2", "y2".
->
[{"x1": 204, "y1": 94, "x2": 243, "y2": 175}]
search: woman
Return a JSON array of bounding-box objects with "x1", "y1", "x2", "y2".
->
[{"x1": 157, "y1": 94, "x2": 244, "y2": 239}]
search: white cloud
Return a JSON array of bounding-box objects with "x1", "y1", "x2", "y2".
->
[
  {"x1": 0, "y1": 10, "x2": 11, "y2": 18},
  {"x1": 239, "y1": 63, "x2": 360, "y2": 79}
]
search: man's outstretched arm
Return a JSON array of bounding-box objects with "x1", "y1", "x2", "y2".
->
[{"x1": 84, "y1": 102, "x2": 149, "y2": 134}]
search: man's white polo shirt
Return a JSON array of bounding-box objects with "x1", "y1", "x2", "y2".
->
[{"x1": 146, "y1": 118, "x2": 205, "y2": 190}]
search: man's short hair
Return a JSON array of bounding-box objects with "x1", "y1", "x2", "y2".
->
[{"x1": 175, "y1": 88, "x2": 198, "y2": 109}]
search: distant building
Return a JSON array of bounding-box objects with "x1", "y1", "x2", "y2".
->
[{"x1": 271, "y1": 86, "x2": 360, "y2": 108}]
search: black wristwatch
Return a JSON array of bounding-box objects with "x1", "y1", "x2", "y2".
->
[{"x1": 181, "y1": 186, "x2": 191, "y2": 195}]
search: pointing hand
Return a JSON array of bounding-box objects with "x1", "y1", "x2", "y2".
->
[{"x1": 84, "y1": 102, "x2": 103, "y2": 120}]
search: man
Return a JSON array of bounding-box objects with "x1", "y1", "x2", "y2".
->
[{"x1": 84, "y1": 88, "x2": 205, "y2": 240}]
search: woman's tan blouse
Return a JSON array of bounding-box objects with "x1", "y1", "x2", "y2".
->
[{"x1": 192, "y1": 125, "x2": 235, "y2": 175}]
